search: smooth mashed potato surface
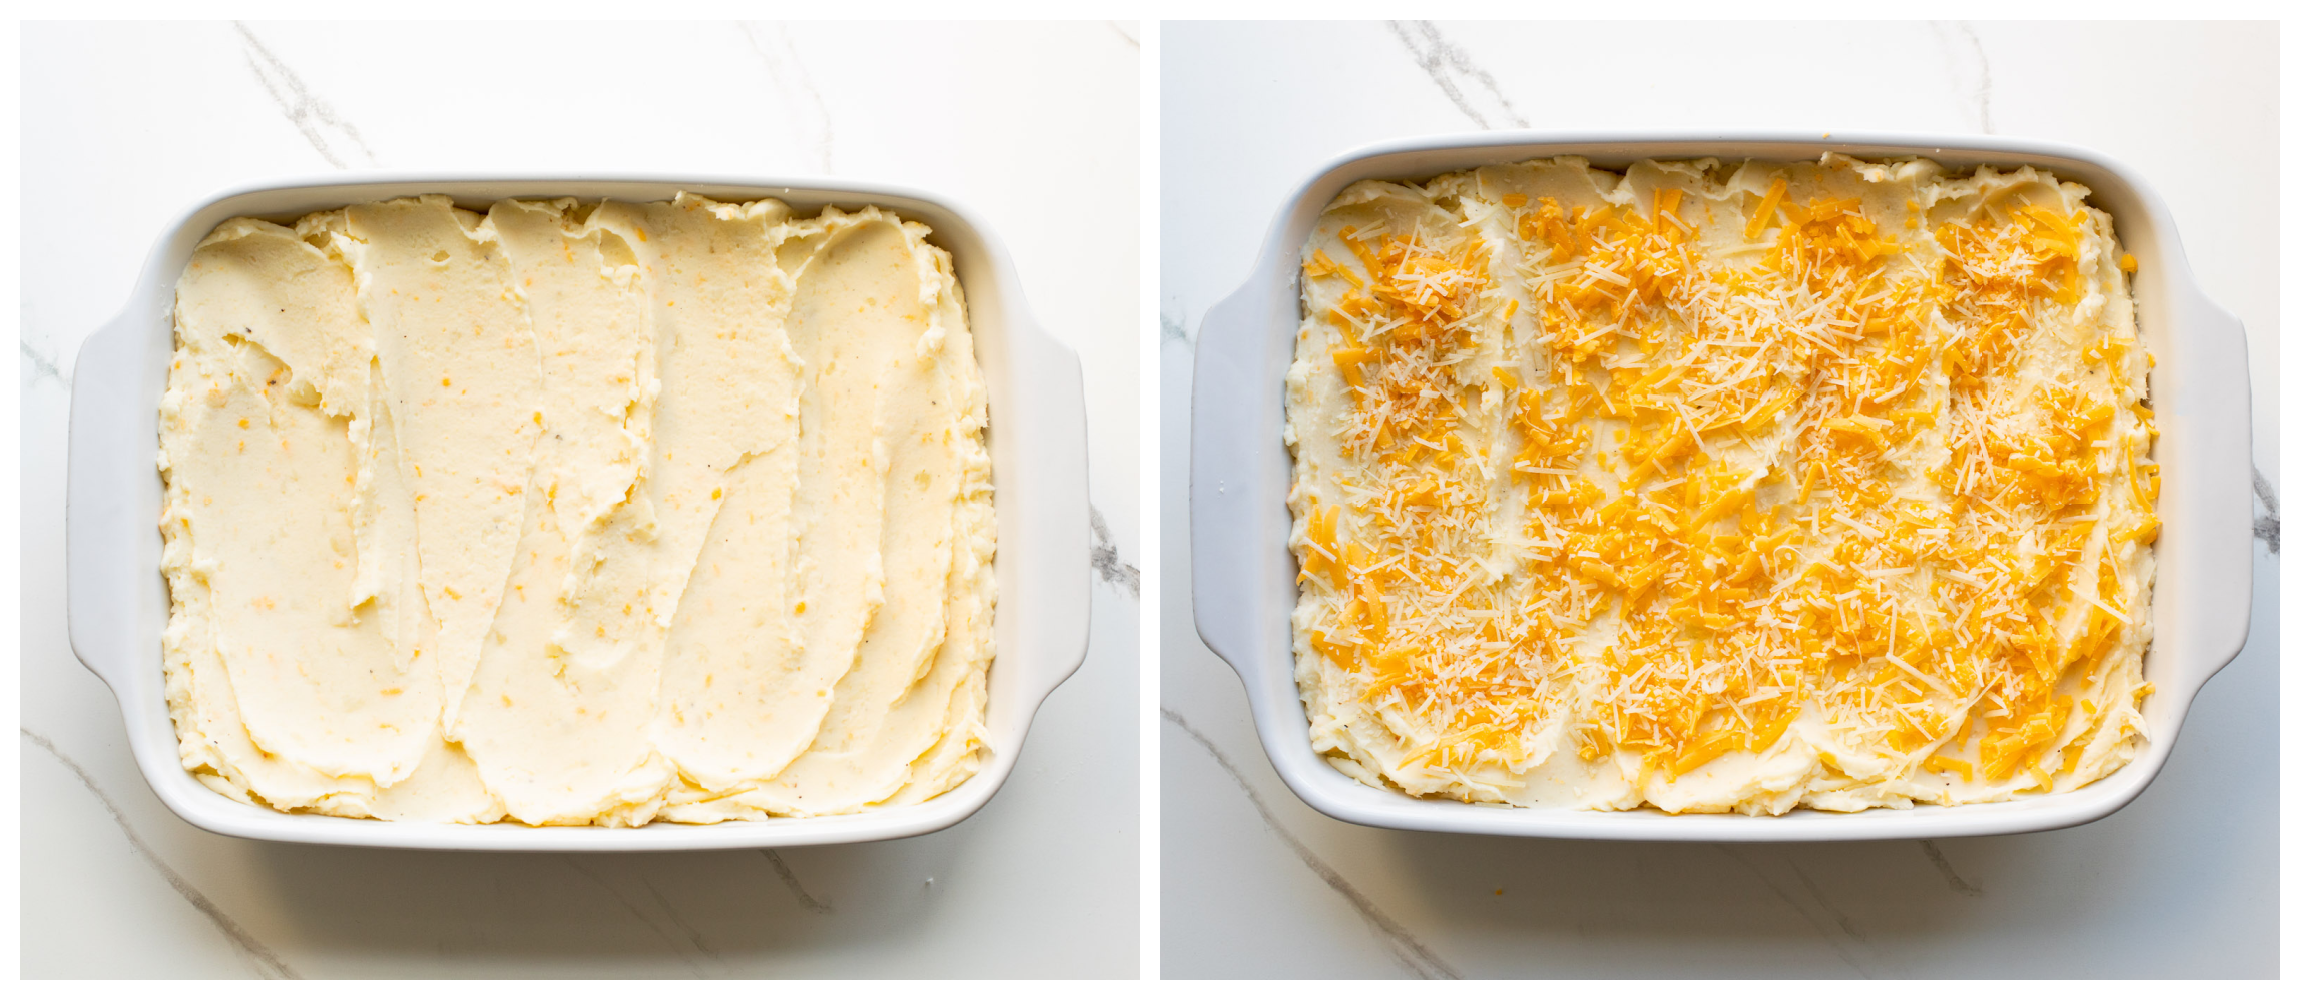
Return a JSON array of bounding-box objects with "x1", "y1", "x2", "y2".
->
[
  {"x1": 1286, "y1": 155, "x2": 2157, "y2": 814},
  {"x1": 160, "y1": 194, "x2": 994, "y2": 825}
]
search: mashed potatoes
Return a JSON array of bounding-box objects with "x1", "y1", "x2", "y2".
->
[
  {"x1": 1287, "y1": 155, "x2": 2155, "y2": 814},
  {"x1": 159, "y1": 194, "x2": 994, "y2": 825}
]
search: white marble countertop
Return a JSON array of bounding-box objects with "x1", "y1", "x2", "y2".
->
[
  {"x1": 1158, "y1": 20, "x2": 2278, "y2": 978},
  {"x1": 22, "y1": 20, "x2": 1141, "y2": 978}
]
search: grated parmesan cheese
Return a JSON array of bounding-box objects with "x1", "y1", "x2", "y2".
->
[{"x1": 1286, "y1": 155, "x2": 2158, "y2": 816}]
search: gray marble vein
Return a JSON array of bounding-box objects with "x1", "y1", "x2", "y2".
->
[
  {"x1": 1162, "y1": 708, "x2": 1460, "y2": 980},
  {"x1": 1931, "y1": 21, "x2": 1996, "y2": 134},
  {"x1": 1090, "y1": 505, "x2": 1141, "y2": 598},
  {"x1": 738, "y1": 22, "x2": 835, "y2": 174},
  {"x1": 1386, "y1": 21, "x2": 1527, "y2": 130},
  {"x1": 235, "y1": 22, "x2": 377, "y2": 169},
  {"x1": 1712, "y1": 845, "x2": 1874, "y2": 978},
  {"x1": 1160, "y1": 309, "x2": 1189, "y2": 346},
  {"x1": 561, "y1": 858, "x2": 710, "y2": 977},
  {"x1": 2253, "y1": 468, "x2": 2278, "y2": 554},
  {"x1": 760, "y1": 849, "x2": 833, "y2": 915},
  {"x1": 1107, "y1": 21, "x2": 1140, "y2": 49},
  {"x1": 1786, "y1": 857, "x2": 1869, "y2": 943},
  {"x1": 640, "y1": 876, "x2": 721, "y2": 963},
  {"x1": 1919, "y1": 839, "x2": 1985, "y2": 897},
  {"x1": 21, "y1": 729, "x2": 300, "y2": 980},
  {"x1": 21, "y1": 339, "x2": 64, "y2": 389}
]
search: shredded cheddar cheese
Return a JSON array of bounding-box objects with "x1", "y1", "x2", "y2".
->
[{"x1": 1287, "y1": 154, "x2": 2157, "y2": 815}]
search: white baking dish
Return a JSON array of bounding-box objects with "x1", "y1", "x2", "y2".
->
[
  {"x1": 1191, "y1": 131, "x2": 2252, "y2": 841},
  {"x1": 68, "y1": 174, "x2": 1091, "y2": 850}
]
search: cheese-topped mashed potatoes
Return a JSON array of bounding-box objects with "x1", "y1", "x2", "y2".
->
[
  {"x1": 1287, "y1": 155, "x2": 2156, "y2": 814},
  {"x1": 160, "y1": 194, "x2": 995, "y2": 825}
]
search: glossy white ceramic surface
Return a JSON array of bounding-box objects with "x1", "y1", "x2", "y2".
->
[
  {"x1": 70, "y1": 174, "x2": 1092, "y2": 850},
  {"x1": 1192, "y1": 131, "x2": 2252, "y2": 842}
]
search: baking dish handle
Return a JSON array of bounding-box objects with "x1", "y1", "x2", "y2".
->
[
  {"x1": 1190, "y1": 283, "x2": 1279, "y2": 684},
  {"x1": 2177, "y1": 296, "x2": 2256, "y2": 689},
  {"x1": 1018, "y1": 330, "x2": 1093, "y2": 708},
  {"x1": 66, "y1": 308, "x2": 149, "y2": 697}
]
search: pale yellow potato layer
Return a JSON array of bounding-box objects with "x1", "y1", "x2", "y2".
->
[
  {"x1": 1288, "y1": 155, "x2": 2155, "y2": 815},
  {"x1": 159, "y1": 194, "x2": 994, "y2": 825}
]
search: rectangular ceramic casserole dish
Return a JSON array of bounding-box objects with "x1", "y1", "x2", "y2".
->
[
  {"x1": 1191, "y1": 131, "x2": 2252, "y2": 841},
  {"x1": 68, "y1": 174, "x2": 1091, "y2": 851}
]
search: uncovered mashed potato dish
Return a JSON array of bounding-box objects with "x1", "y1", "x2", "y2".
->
[
  {"x1": 1286, "y1": 155, "x2": 2157, "y2": 814},
  {"x1": 160, "y1": 194, "x2": 994, "y2": 825}
]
